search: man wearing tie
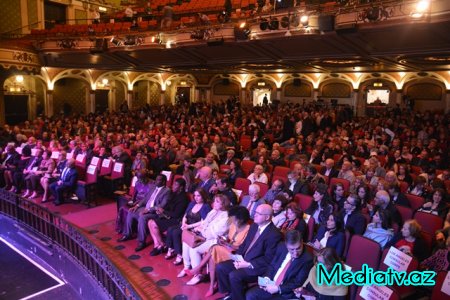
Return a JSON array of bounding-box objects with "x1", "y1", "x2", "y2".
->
[
  {"x1": 216, "y1": 204, "x2": 282, "y2": 300},
  {"x1": 117, "y1": 174, "x2": 171, "y2": 252},
  {"x1": 240, "y1": 184, "x2": 266, "y2": 219},
  {"x1": 49, "y1": 158, "x2": 78, "y2": 206},
  {"x1": 245, "y1": 230, "x2": 314, "y2": 299}
]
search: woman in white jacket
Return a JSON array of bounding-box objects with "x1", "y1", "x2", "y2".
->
[{"x1": 178, "y1": 194, "x2": 230, "y2": 284}]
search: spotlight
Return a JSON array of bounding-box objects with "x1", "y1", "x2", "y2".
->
[
  {"x1": 416, "y1": 0, "x2": 430, "y2": 12},
  {"x1": 260, "y1": 18, "x2": 269, "y2": 31},
  {"x1": 300, "y1": 15, "x2": 309, "y2": 26},
  {"x1": 268, "y1": 17, "x2": 279, "y2": 30}
]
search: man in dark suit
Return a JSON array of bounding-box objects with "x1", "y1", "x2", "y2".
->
[
  {"x1": 216, "y1": 204, "x2": 282, "y2": 300},
  {"x1": 287, "y1": 171, "x2": 310, "y2": 196},
  {"x1": 49, "y1": 158, "x2": 78, "y2": 206},
  {"x1": 320, "y1": 158, "x2": 339, "y2": 179},
  {"x1": 368, "y1": 190, "x2": 402, "y2": 227},
  {"x1": 388, "y1": 184, "x2": 410, "y2": 207},
  {"x1": 118, "y1": 174, "x2": 171, "y2": 251},
  {"x1": 245, "y1": 230, "x2": 314, "y2": 300},
  {"x1": 340, "y1": 194, "x2": 366, "y2": 235},
  {"x1": 192, "y1": 166, "x2": 215, "y2": 194}
]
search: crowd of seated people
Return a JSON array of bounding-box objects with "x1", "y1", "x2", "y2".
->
[{"x1": 0, "y1": 99, "x2": 448, "y2": 298}]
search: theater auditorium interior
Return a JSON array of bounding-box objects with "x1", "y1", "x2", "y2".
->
[{"x1": 0, "y1": 0, "x2": 449, "y2": 299}]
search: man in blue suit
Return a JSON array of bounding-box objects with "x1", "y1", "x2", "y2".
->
[
  {"x1": 216, "y1": 204, "x2": 282, "y2": 300},
  {"x1": 50, "y1": 158, "x2": 78, "y2": 206},
  {"x1": 245, "y1": 230, "x2": 314, "y2": 299}
]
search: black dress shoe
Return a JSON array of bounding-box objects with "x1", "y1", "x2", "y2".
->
[
  {"x1": 135, "y1": 243, "x2": 147, "y2": 252},
  {"x1": 117, "y1": 235, "x2": 132, "y2": 242},
  {"x1": 150, "y1": 247, "x2": 162, "y2": 256}
]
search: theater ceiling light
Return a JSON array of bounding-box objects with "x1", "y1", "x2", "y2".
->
[
  {"x1": 300, "y1": 15, "x2": 309, "y2": 26},
  {"x1": 16, "y1": 75, "x2": 24, "y2": 83}
]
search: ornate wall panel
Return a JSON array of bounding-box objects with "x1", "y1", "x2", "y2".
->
[
  {"x1": 321, "y1": 82, "x2": 351, "y2": 98},
  {"x1": 149, "y1": 82, "x2": 160, "y2": 106},
  {"x1": 134, "y1": 81, "x2": 147, "y2": 108},
  {"x1": 0, "y1": 1, "x2": 21, "y2": 34},
  {"x1": 27, "y1": 0, "x2": 38, "y2": 29},
  {"x1": 406, "y1": 83, "x2": 443, "y2": 100},
  {"x1": 53, "y1": 78, "x2": 87, "y2": 114},
  {"x1": 213, "y1": 82, "x2": 239, "y2": 95},
  {"x1": 114, "y1": 82, "x2": 125, "y2": 111},
  {"x1": 284, "y1": 83, "x2": 312, "y2": 97}
]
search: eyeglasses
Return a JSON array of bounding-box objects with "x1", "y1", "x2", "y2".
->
[{"x1": 254, "y1": 211, "x2": 270, "y2": 216}]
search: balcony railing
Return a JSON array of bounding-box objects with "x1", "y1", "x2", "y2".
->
[{"x1": 0, "y1": 189, "x2": 140, "y2": 300}]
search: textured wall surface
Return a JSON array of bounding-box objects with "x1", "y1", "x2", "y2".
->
[
  {"x1": 0, "y1": 1, "x2": 22, "y2": 34},
  {"x1": 53, "y1": 78, "x2": 87, "y2": 114},
  {"x1": 27, "y1": 0, "x2": 38, "y2": 29},
  {"x1": 134, "y1": 81, "x2": 147, "y2": 108},
  {"x1": 149, "y1": 82, "x2": 160, "y2": 106},
  {"x1": 284, "y1": 83, "x2": 312, "y2": 97},
  {"x1": 322, "y1": 82, "x2": 351, "y2": 98}
]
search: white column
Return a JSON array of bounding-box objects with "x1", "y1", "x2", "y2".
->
[
  {"x1": 352, "y1": 89, "x2": 358, "y2": 115},
  {"x1": 89, "y1": 90, "x2": 95, "y2": 113},
  {"x1": 160, "y1": 91, "x2": 165, "y2": 105},
  {"x1": 127, "y1": 90, "x2": 133, "y2": 109},
  {"x1": 45, "y1": 90, "x2": 54, "y2": 117},
  {"x1": 205, "y1": 89, "x2": 211, "y2": 103}
]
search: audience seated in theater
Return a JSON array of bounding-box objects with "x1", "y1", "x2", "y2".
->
[
  {"x1": 294, "y1": 247, "x2": 348, "y2": 300},
  {"x1": 147, "y1": 178, "x2": 190, "y2": 256},
  {"x1": 417, "y1": 188, "x2": 448, "y2": 219},
  {"x1": 41, "y1": 151, "x2": 66, "y2": 202},
  {"x1": 216, "y1": 204, "x2": 282, "y2": 300},
  {"x1": 226, "y1": 159, "x2": 244, "y2": 186},
  {"x1": 280, "y1": 202, "x2": 307, "y2": 241},
  {"x1": 247, "y1": 164, "x2": 269, "y2": 184},
  {"x1": 49, "y1": 158, "x2": 78, "y2": 206},
  {"x1": 305, "y1": 183, "x2": 333, "y2": 226},
  {"x1": 407, "y1": 175, "x2": 428, "y2": 198},
  {"x1": 210, "y1": 177, "x2": 238, "y2": 206},
  {"x1": 320, "y1": 158, "x2": 339, "y2": 179},
  {"x1": 339, "y1": 194, "x2": 366, "y2": 235},
  {"x1": 271, "y1": 195, "x2": 288, "y2": 228},
  {"x1": 23, "y1": 150, "x2": 55, "y2": 199},
  {"x1": 367, "y1": 190, "x2": 401, "y2": 227},
  {"x1": 1, "y1": 144, "x2": 20, "y2": 189},
  {"x1": 261, "y1": 179, "x2": 285, "y2": 205},
  {"x1": 178, "y1": 194, "x2": 230, "y2": 285},
  {"x1": 185, "y1": 206, "x2": 250, "y2": 296},
  {"x1": 312, "y1": 213, "x2": 346, "y2": 258},
  {"x1": 421, "y1": 235, "x2": 450, "y2": 272},
  {"x1": 337, "y1": 161, "x2": 355, "y2": 185},
  {"x1": 14, "y1": 148, "x2": 40, "y2": 194},
  {"x1": 331, "y1": 182, "x2": 346, "y2": 211},
  {"x1": 165, "y1": 188, "x2": 211, "y2": 266},
  {"x1": 363, "y1": 208, "x2": 394, "y2": 248},
  {"x1": 117, "y1": 174, "x2": 171, "y2": 252},
  {"x1": 116, "y1": 169, "x2": 152, "y2": 233},
  {"x1": 192, "y1": 166, "x2": 215, "y2": 195},
  {"x1": 387, "y1": 183, "x2": 410, "y2": 207},
  {"x1": 240, "y1": 183, "x2": 266, "y2": 219},
  {"x1": 287, "y1": 170, "x2": 310, "y2": 196},
  {"x1": 246, "y1": 230, "x2": 314, "y2": 300},
  {"x1": 385, "y1": 219, "x2": 429, "y2": 261}
]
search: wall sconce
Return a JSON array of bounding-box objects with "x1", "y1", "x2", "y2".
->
[
  {"x1": 16, "y1": 75, "x2": 24, "y2": 83},
  {"x1": 374, "y1": 82, "x2": 383, "y2": 87},
  {"x1": 258, "y1": 81, "x2": 266, "y2": 86},
  {"x1": 180, "y1": 81, "x2": 187, "y2": 86}
]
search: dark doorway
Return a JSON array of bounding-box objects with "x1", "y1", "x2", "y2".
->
[
  {"x1": 176, "y1": 87, "x2": 190, "y2": 105},
  {"x1": 95, "y1": 90, "x2": 109, "y2": 113},
  {"x1": 4, "y1": 95, "x2": 28, "y2": 125},
  {"x1": 44, "y1": 0, "x2": 67, "y2": 29}
]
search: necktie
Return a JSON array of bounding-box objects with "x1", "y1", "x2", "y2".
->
[
  {"x1": 244, "y1": 228, "x2": 260, "y2": 257},
  {"x1": 146, "y1": 187, "x2": 161, "y2": 210},
  {"x1": 275, "y1": 258, "x2": 292, "y2": 286},
  {"x1": 61, "y1": 167, "x2": 68, "y2": 181}
]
